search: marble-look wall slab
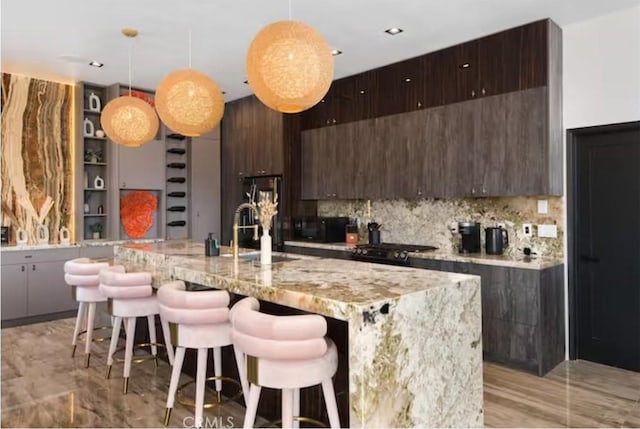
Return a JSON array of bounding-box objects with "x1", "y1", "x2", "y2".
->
[
  {"x1": 318, "y1": 197, "x2": 564, "y2": 259},
  {"x1": 1, "y1": 73, "x2": 73, "y2": 244}
]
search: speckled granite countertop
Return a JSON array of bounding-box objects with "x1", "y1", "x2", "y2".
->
[
  {"x1": 114, "y1": 239, "x2": 483, "y2": 428},
  {"x1": 0, "y1": 238, "x2": 164, "y2": 252},
  {"x1": 284, "y1": 240, "x2": 564, "y2": 270}
]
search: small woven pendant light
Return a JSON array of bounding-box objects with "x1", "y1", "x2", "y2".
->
[
  {"x1": 246, "y1": 19, "x2": 334, "y2": 113},
  {"x1": 101, "y1": 28, "x2": 159, "y2": 147},
  {"x1": 155, "y1": 68, "x2": 224, "y2": 136}
]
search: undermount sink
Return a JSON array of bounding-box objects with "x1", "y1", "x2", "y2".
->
[{"x1": 221, "y1": 252, "x2": 297, "y2": 263}]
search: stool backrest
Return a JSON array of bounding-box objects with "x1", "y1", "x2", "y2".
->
[
  {"x1": 230, "y1": 297, "x2": 328, "y2": 361},
  {"x1": 98, "y1": 265, "x2": 153, "y2": 299},
  {"x1": 64, "y1": 258, "x2": 110, "y2": 287},
  {"x1": 157, "y1": 280, "x2": 230, "y2": 325}
]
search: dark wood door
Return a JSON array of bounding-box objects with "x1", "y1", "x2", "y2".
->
[
  {"x1": 434, "y1": 42, "x2": 478, "y2": 105},
  {"x1": 574, "y1": 122, "x2": 640, "y2": 372},
  {"x1": 442, "y1": 100, "x2": 475, "y2": 197}
]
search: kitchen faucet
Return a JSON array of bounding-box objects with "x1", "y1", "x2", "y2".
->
[{"x1": 232, "y1": 202, "x2": 260, "y2": 260}]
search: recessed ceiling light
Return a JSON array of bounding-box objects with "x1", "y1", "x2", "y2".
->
[
  {"x1": 321, "y1": 99, "x2": 326, "y2": 103},
  {"x1": 385, "y1": 27, "x2": 403, "y2": 35},
  {"x1": 404, "y1": 78, "x2": 412, "y2": 83},
  {"x1": 89, "y1": 61, "x2": 104, "y2": 68},
  {"x1": 331, "y1": 49, "x2": 342, "y2": 56},
  {"x1": 359, "y1": 90, "x2": 366, "y2": 95},
  {"x1": 460, "y1": 63, "x2": 471, "y2": 69}
]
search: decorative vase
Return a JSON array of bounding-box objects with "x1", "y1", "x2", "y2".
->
[
  {"x1": 88, "y1": 92, "x2": 101, "y2": 112},
  {"x1": 260, "y1": 232, "x2": 272, "y2": 265},
  {"x1": 92, "y1": 232, "x2": 100, "y2": 240},
  {"x1": 95, "y1": 129, "x2": 105, "y2": 138},
  {"x1": 83, "y1": 118, "x2": 95, "y2": 137},
  {"x1": 94, "y1": 175, "x2": 104, "y2": 189},
  {"x1": 36, "y1": 224, "x2": 49, "y2": 245},
  {"x1": 16, "y1": 228, "x2": 28, "y2": 247},
  {"x1": 59, "y1": 226, "x2": 71, "y2": 245},
  {"x1": 84, "y1": 203, "x2": 90, "y2": 213}
]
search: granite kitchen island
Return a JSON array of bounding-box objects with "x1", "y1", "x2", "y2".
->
[{"x1": 115, "y1": 240, "x2": 483, "y2": 428}]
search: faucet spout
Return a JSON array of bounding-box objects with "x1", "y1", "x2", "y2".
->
[{"x1": 232, "y1": 203, "x2": 260, "y2": 260}]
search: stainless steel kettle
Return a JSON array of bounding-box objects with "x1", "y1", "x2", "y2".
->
[{"x1": 485, "y1": 226, "x2": 509, "y2": 255}]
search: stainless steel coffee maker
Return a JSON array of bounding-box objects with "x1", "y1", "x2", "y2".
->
[{"x1": 458, "y1": 222, "x2": 481, "y2": 254}]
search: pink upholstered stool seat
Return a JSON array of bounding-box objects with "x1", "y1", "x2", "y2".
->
[
  {"x1": 99, "y1": 265, "x2": 174, "y2": 394},
  {"x1": 64, "y1": 257, "x2": 110, "y2": 367},
  {"x1": 231, "y1": 297, "x2": 341, "y2": 429},
  {"x1": 157, "y1": 280, "x2": 242, "y2": 428}
]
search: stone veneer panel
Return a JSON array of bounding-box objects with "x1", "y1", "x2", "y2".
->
[
  {"x1": 318, "y1": 197, "x2": 564, "y2": 259},
  {"x1": 1, "y1": 73, "x2": 73, "y2": 244}
]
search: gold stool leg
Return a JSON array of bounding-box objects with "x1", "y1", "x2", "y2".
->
[
  {"x1": 163, "y1": 408, "x2": 172, "y2": 426},
  {"x1": 71, "y1": 345, "x2": 77, "y2": 358},
  {"x1": 123, "y1": 377, "x2": 129, "y2": 394},
  {"x1": 105, "y1": 365, "x2": 112, "y2": 379},
  {"x1": 85, "y1": 353, "x2": 91, "y2": 368}
]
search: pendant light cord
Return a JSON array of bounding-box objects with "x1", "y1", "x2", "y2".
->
[
  {"x1": 188, "y1": 29, "x2": 192, "y2": 69},
  {"x1": 128, "y1": 37, "x2": 132, "y2": 96}
]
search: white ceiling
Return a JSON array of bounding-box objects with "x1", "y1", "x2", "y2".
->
[{"x1": 2, "y1": 0, "x2": 639, "y2": 102}]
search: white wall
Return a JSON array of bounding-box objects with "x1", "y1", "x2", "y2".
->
[
  {"x1": 561, "y1": 5, "x2": 640, "y2": 358},
  {"x1": 563, "y1": 5, "x2": 640, "y2": 129}
]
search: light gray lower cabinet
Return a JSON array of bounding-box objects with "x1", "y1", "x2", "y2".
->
[
  {"x1": 1, "y1": 248, "x2": 80, "y2": 321},
  {"x1": 1, "y1": 264, "x2": 28, "y2": 320},
  {"x1": 79, "y1": 245, "x2": 114, "y2": 259}
]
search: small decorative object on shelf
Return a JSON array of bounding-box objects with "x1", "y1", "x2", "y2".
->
[
  {"x1": 59, "y1": 226, "x2": 71, "y2": 245},
  {"x1": 167, "y1": 191, "x2": 186, "y2": 198},
  {"x1": 36, "y1": 224, "x2": 49, "y2": 245},
  {"x1": 94, "y1": 175, "x2": 105, "y2": 189},
  {"x1": 97, "y1": 204, "x2": 104, "y2": 214},
  {"x1": 83, "y1": 118, "x2": 95, "y2": 137},
  {"x1": 257, "y1": 191, "x2": 278, "y2": 265},
  {"x1": 95, "y1": 129, "x2": 105, "y2": 138},
  {"x1": 15, "y1": 228, "x2": 28, "y2": 247},
  {"x1": 167, "y1": 162, "x2": 186, "y2": 169},
  {"x1": 167, "y1": 220, "x2": 186, "y2": 227},
  {"x1": 88, "y1": 222, "x2": 103, "y2": 239},
  {"x1": 167, "y1": 177, "x2": 186, "y2": 183},
  {"x1": 84, "y1": 148, "x2": 103, "y2": 163},
  {"x1": 84, "y1": 203, "x2": 90, "y2": 214},
  {"x1": 88, "y1": 92, "x2": 101, "y2": 112}
]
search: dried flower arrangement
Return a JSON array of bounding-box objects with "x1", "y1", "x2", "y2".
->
[{"x1": 257, "y1": 191, "x2": 278, "y2": 233}]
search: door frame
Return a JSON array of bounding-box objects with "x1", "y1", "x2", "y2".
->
[{"x1": 566, "y1": 120, "x2": 640, "y2": 360}]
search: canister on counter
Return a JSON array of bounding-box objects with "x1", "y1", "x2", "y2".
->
[{"x1": 346, "y1": 223, "x2": 359, "y2": 247}]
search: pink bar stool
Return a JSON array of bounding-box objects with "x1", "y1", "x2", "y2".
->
[
  {"x1": 64, "y1": 257, "x2": 111, "y2": 368},
  {"x1": 231, "y1": 297, "x2": 341, "y2": 429},
  {"x1": 99, "y1": 265, "x2": 175, "y2": 394},
  {"x1": 158, "y1": 280, "x2": 243, "y2": 428}
]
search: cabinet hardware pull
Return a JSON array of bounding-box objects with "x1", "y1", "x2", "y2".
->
[
  {"x1": 122, "y1": 182, "x2": 126, "y2": 188},
  {"x1": 471, "y1": 90, "x2": 476, "y2": 98},
  {"x1": 471, "y1": 188, "x2": 476, "y2": 194},
  {"x1": 481, "y1": 88, "x2": 486, "y2": 96},
  {"x1": 482, "y1": 187, "x2": 486, "y2": 194},
  {"x1": 21, "y1": 265, "x2": 25, "y2": 272},
  {"x1": 32, "y1": 265, "x2": 36, "y2": 271}
]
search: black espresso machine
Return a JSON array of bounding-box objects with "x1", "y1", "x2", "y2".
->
[{"x1": 458, "y1": 222, "x2": 481, "y2": 254}]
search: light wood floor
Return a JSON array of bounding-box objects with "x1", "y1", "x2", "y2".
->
[{"x1": 2, "y1": 318, "x2": 639, "y2": 428}]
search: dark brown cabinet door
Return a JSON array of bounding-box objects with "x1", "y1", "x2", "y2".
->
[
  {"x1": 433, "y1": 43, "x2": 478, "y2": 105},
  {"x1": 301, "y1": 127, "x2": 339, "y2": 200},
  {"x1": 475, "y1": 88, "x2": 547, "y2": 196},
  {"x1": 442, "y1": 101, "x2": 476, "y2": 197},
  {"x1": 477, "y1": 20, "x2": 547, "y2": 97}
]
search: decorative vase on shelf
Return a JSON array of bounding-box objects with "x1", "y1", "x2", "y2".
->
[
  {"x1": 59, "y1": 226, "x2": 71, "y2": 245},
  {"x1": 260, "y1": 232, "x2": 272, "y2": 265},
  {"x1": 83, "y1": 118, "x2": 95, "y2": 137},
  {"x1": 92, "y1": 232, "x2": 100, "y2": 239},
  {"x1": 36, "y1": 224, "x2": 49, "y2": 245},
  {"x1": 88, "y1": 92, "x2": 101, "y2": 112},
  {"x1": 94, "y1": 175, "x2": 104, "y2": 189}
]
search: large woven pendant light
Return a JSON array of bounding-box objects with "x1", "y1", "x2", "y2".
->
[
  {"x1": 101, "y1": 29, "x2": 159, "y2": 147},
  {"x1": 246, "y1": 9, "x2": 334, "y2": 113}
]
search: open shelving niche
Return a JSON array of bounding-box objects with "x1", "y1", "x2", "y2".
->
[
  {"x1": 77, "y1": 82, "x2": 110, "y2": 240},
  {"x1": 165, "y1": 133, "x2": 191, "y2": 239}
]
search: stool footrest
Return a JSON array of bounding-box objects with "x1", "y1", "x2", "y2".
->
[
  {"x1": 175, "y1": 376, "x2": 243, "y2": 409},
  {"x1": 113, "y1": 342, "x2": 167, "y2": 364}
]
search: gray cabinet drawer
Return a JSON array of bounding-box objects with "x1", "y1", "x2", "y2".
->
[
  {"x1": 27, "y1": 260, "x2": 77, "y2": 315},
  {"x1": 1, "y1": 264, "x2": 28, "y2": 320},
  {"x1": 1, "y1": 247, "x2": 80, "y2": 265}
]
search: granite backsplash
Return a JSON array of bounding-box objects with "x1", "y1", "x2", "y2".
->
[{"x1": 317, "y1": 197, "x2": 564, "y2": 259}]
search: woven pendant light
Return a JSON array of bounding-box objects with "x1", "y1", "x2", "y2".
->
[
  {"x1": 101, "y1": 96, "x2": 159, "y2": 147},
  {"x1": 246, "y1": 20, "x2": 333, "y2": 113},
  {"x1": 101, "y1": 28, "x2": 159, "y2": 147},
  {"x1": 155, "y1": 68, "x2": 224, "y2": 137}
]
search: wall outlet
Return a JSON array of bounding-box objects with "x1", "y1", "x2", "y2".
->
[
  {"x1": 449, "y1": 222, "x2": 458, "y2": 234},
  {"x1": 522, "y1": 223, "x2": 533, "y2": 237},
  {"x1": 537, "y1": 199, "x2": 549, "y2": 214},
  {"x1": 538, "y1": 224, "x2": 557, "y2": 238}
]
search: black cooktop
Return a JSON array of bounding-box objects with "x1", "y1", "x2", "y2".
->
[{"x1": 351, "y1": 242, "x2": 438, "y2": 265}]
